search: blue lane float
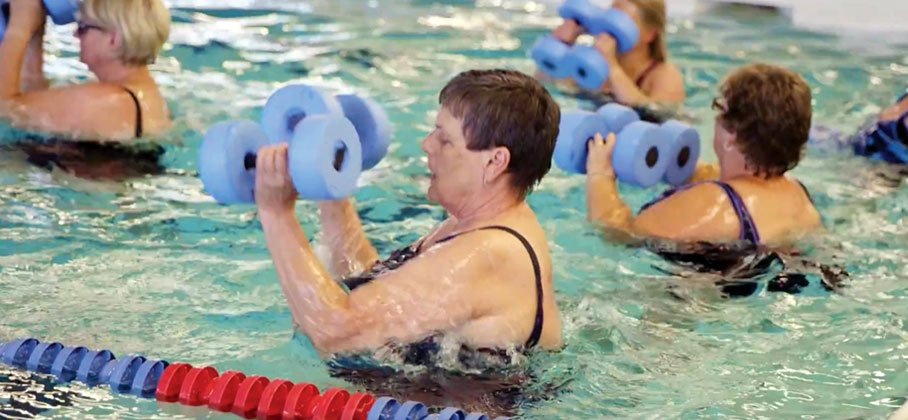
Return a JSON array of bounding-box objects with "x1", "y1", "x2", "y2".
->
[{"x1": 0, "y1": 337, "x2": 511, "y2": 420}]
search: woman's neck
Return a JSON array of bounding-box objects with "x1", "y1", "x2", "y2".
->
[
  {"x1": 94, "y1": 63, "x2": 151, "y2": 85},
  {"x1": 448, "y1": 185, "x2": 523, "y2": 232}
]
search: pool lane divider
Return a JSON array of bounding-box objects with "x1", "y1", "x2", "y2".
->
[{"x1": 0, "y1": 337, "x2": 510, "y2": 420}]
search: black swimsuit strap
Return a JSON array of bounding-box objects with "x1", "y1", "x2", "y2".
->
[
  {"x1": 457, "y1": 226, "x2": 545, "y2": 349},
  {"x1": 634, "y1": 60, "x2": 661, "y2": 88},
  {"x1": 122, "y1": 87, "x2": 143, "y2": 138}
]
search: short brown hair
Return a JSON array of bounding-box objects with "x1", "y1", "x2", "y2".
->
[
  {"x1": 716, "y1": 63, "x2": 812, "y2": 178},
  {"x1": 439, "y1": 69, "x2": 560, "y2": 197}
]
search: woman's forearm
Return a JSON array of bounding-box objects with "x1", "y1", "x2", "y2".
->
[
  {"x1": 604, "y1": 62, "x2": 650, "y2": 106},
  {"x1": 317, "y1": 199, "x2": 378, "y2": 278},
  {"x1": 0, "y1": 32, "x2": 30, "y2": 100},
  {"x1": 20, "y1": 25, "x2": 48, "y2": 92},
  {"x1": 259, "y1": 208, "x2": 354, "y2": 351},
  {"x1": 586, "y1": 172, "x2": 634, "y2": 230}
]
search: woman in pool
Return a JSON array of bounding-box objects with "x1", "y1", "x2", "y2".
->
[
  {"x1": 0, "y1": 0, "x2": 171, "y2": 178},
  {"x1": 848, "y1": 92, "x2": 908, "y2": 163},
  {"x1": 254, "y1": 69, "x2": 563, "y2": 361},
  {"x1": 586, "y1": 63, "x2": 820, "y2": 246},
  {"x1": 542, "y1": 0, "x2": 685, "y2": 106}
]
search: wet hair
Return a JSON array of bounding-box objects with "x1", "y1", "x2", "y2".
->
[
  {"x1": 439, "y1": 69, "x2": 561, "y2": 197},
  {"x1": 715, "y1": 63, "x2": 812, "y2": 178}
]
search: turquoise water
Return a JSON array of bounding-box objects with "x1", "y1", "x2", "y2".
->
[{"x1": 2, "y1": 1, "x2": 908, "y2": 418}]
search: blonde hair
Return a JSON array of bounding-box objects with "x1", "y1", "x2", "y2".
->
[
  {"x1": 628, "y1": 0, "x2": 668, "y2": 62},
  {"x1": 80, "y1": 0, "x2": 171, "y2": 65}
]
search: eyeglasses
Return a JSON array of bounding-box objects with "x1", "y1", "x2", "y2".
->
[{"x1": 75, "y1": 21, "x2": 105, "y2": 37}]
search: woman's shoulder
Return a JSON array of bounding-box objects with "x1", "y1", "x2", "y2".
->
[{"x1": 651, "y1": 60, "x2": 683, "y2": 81}]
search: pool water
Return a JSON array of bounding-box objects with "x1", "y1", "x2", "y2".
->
[{"x1": 2, "y1": 0, "x2": 908, "y2": 418}]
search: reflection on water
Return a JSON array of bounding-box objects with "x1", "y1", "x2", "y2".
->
[{"x1": 1, "y1": 0, "x2": 907, "y2": 418}]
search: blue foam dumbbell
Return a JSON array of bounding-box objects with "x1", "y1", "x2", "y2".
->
[
  {"x1": 531, "y1": 35, "x2": 573, "y2": 79},
  {"x1": 25, "y1": 341, "x2": 64, "y2": 373},
  {"x1": 612, "y1": 120, "x2": 671, "y2": 187},
  {"x1": 554, "y1": 104, "x2": 670, "y2": 187},
  {"x1": 367, "y1": 396, "x2": 400, "y2": 420},
  {"x1": 1, "y1": 337, "x2": 39, "y2": 368},
  {"x1": 659, "y1": 120, "x2": 701, "y2": 186},
  {"x1": 563, "y1": 8, "x2": 640, "y2": 90},
  {"x1": 0, "y1": 0, "x2": 78, "y2": 41},
  {"x1": 336, "y1": 93, "x2": 392, "y2": 170},
  {"x1": 50, "y1": 346, "x2": 89, "y2": 383},
  {"x1": 198, "y1": 119, "x2": 269, "y2": 204},
  {"x1": 530, "y1": 0, "x2": 604, "y2": 78},
  {"x1": 199, "y1": 114, "x2": 362, "y2": 203},
  {"x1": 261, "y1": 85, "x2": 391, "y2": 168},
  {"x1": 553, "y1": 109, "x2": 610, "y2": 174},
  {"x1": 260, "y1": 84, "x2": 344, "y2": 145}
]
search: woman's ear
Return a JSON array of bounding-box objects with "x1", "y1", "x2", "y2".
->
[{"x1": 483, "y1": 146, "x2": 511, "y2": 184}]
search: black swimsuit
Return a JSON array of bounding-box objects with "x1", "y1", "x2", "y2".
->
[
  {"x1": 10, "y1": 87, "x2": 165, "y2": 180},
  {"x1": 641, "y1": 180, "x2": 847, "y2": 297},
  {"x1": 336, "y1": 225, "x2": 546, "y2": 365},
  {"x1": 327, "y1": 226, "x2": 553, "y2": 416}
]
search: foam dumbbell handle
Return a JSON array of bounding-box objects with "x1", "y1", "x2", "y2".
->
[
  {"x1": 50, "y1": 346, "x2": 88, "y2": 383},
  {"x1": 131, "y1": 359, "x2": 169, "y2": 398},
  {"x1": 393, "y1": 401, "x2": 428, "y2": 420},
  {"x1": 260, "y1": 84, "x2": 344, "y2": 145},
  {"x1": 336, "y1": 93, "x2": 392, "y2": 171},
  {"x1": 612, "y1": 120, "x2": 671, "y2": 187},
  {"x1": 1, "y1": 338, "x2": 39, "y2": 368},
  {"x1": 597, "y1": 103, "x2": 640, "y2": 134},
  {"x1": 25, "y1": 342, "x2": 64, "y2": 373},
  {"x1": 75, "y1": 350, "x2": 115, "y2": 386},
  {"x1": 659, "y1": 120, "x2": 701, "y2": 186},
  {"x1": 553, "y1": 110, "x2": 610, "y2": 174},
  {"x1": 198, "y1": 119, "x2": 269, "y2": 205},
  {"x1": 43, "y1": 0, "x2": 78, "y2": 25},
  {"x1": 530, "y1": 35, "x2": 573, "y2": 79},
  {"x1": 564, "y1": 45, "x2": 610, "y2": 91},
  {"x1": 367, "y1": 397, "x2": 400, "y2": 420},
  {"x1": 288, "y1": 113, "x2": 362, "y2": 200},
  {"x1": 585, "y1": 8, "x2": 639, "y2": 52}
]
